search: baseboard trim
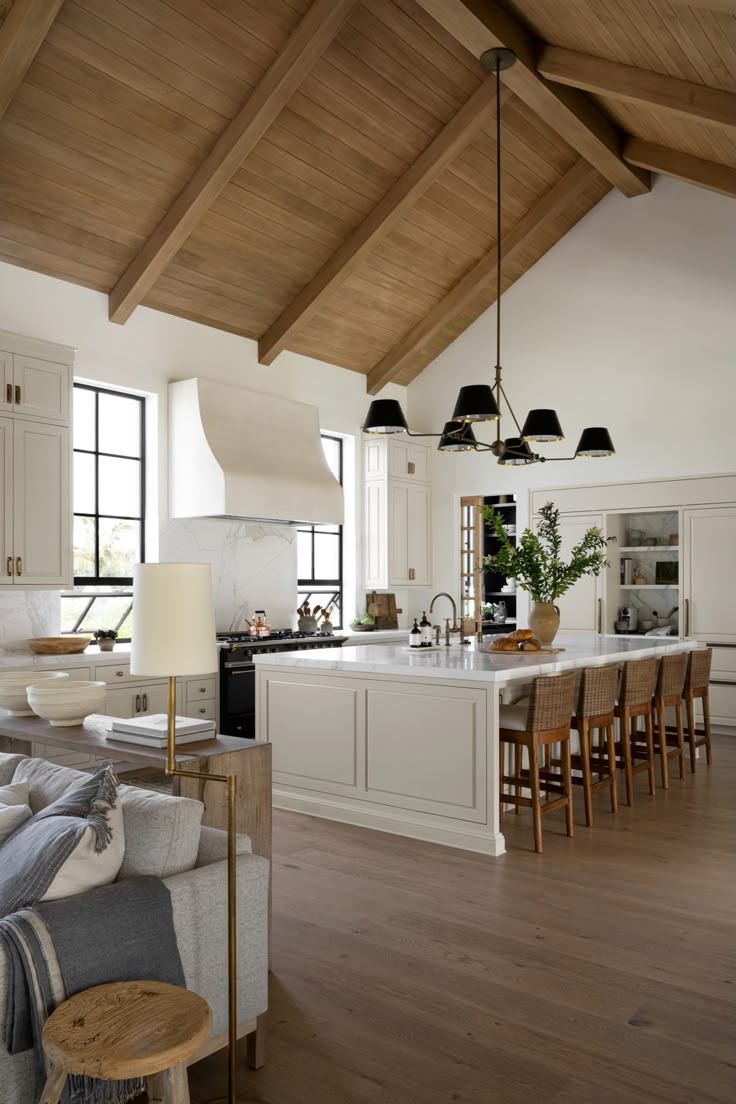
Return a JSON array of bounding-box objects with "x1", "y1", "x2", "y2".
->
[{"x1": 273, "y1": 789, "x2": 506, "y2": 856}]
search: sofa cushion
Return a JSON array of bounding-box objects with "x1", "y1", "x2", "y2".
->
[
  {"x1": 0, "y1": 780, "x2": 32, "y2": 846},
  {"x1": 0, "y1": 752, "x2": 28, "y2": 786},
  {"x1": 0, "y1": 763, "x2": 124, "y2": 915},
  {"x1": 12, "y1": 757, "x2": 204, "y2": 879}
]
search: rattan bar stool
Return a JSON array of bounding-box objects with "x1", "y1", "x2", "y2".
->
[
  {"x1": 671, "y1": 648, "x2": 713, "y2": 772},
  {"x1": 499, "y1": 670, "x2": 577, "y2": 853},
  {"x1": 652, "y1": 652, "x2": 687, "y2": 788},
  {"x1": 614, "y1": 656, "x2": 657, "y2": 805},
  {"x1": 550, "y1": 664, "x2": 618, "y2": 826}
]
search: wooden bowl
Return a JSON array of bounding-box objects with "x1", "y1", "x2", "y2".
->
[
  {"x1": 28, "y1": 636, "x2": 91, "y2": 656},
  {"x1": 350, "y1": 623, "x2": 375, "y2": 632}
]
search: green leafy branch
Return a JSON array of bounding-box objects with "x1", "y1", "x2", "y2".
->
[{"x1": 481, "y1": 502, "x2": 612, "y2": 603}]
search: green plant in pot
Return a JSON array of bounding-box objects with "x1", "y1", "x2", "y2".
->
[
  {"x1": 481, "y1": 502, "x2": 611, "y2": 645},
  {"x1": 93, "y1": 628, "x2": 118, "y2": 652}
]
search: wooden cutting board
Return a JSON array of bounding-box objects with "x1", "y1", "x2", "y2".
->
[{"x1": 366, "y1": 591, "x2": 401, "y2": 630}]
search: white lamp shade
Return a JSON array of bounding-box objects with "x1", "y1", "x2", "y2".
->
[{"x1": 130, "y1": 563, "x2": 218, "y2": 678}]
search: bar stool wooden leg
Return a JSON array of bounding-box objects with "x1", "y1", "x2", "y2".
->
[
  {"x1": 40, "y1": 1064, "x2": 66, "y2": 1104},
  {"x1": 656, "y1": 699, "x2": 669, "y2": 789},
  {"x1": 703, "y1": 691, "x2": 712, "y2": 765},
  {"x1": 606, "y1": 723, "x2": 618, "y2": 813},
  {"x1": 644, "y1": 712, "x2": 656, "y2": 796},
  {"x1": 579, "y1": 719, "x2": 593, "y2": 827},
  {"x1": 561, "y1": 737, "x2": 574, "y2": 838},
  {"x1": 528, "y1": 742, "x2": 543, "y2": 854},
  {"x1": 685, "y1": 690, "x2": 697, "y2": 772},
  {"x1": 621, "y1": 709, "x2": 634, "y2": 805},
  {"x1": 674, "y1": 701, "x2": 685, "y2": 779},
  {"x1": 514, "y1": 744, "x2": 521, "y2": 814}
]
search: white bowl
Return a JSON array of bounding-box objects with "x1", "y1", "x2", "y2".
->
[
  {"x1": 0, "y1": 670, "x2": 70, "y2": 716},
  {"x1": 27, "y1": 680, "x2": 107, "y2": 727}
]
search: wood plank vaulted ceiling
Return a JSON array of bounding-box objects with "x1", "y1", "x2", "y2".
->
[{"x1": 0, "y1": 0, "x2": 733, "y2": 391}]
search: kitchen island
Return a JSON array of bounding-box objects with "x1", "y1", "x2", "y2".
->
[{"x1": 255, "y1": 633, "x2": 696, "y2": 856}]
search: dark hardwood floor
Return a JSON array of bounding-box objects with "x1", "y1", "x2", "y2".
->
[{"x1": 189, "y1": 736, "x2": 736, "y2": 1104}]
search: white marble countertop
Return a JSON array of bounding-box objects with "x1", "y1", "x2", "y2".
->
[
  {"x1": 254, "y1": 632, "x2": 697, "y2": 685},
  {"x1": 0, "y1": 645, "x2": 133, "y2": 671}
]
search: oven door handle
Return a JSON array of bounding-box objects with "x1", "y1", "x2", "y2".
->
[{"x1": 228, "y1": 669, "x2": 253, "y2": 676}]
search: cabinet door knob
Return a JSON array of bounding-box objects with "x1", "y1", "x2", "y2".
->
[
  {"x1": 14, "y1": 385, "x2": 20, "y2": 405},
  {"x1": 199, "y1": 686, "x2": 206, "y2": 693},
  {"x1": 5, "y1": 556, "x2": 11, "y2": 577},
  {"x1": 15, "y1": 557, "x2": 21, "y2": 577},
  {"x1": 116, "y1": 670, "x2": 124, "y2": 677},
  {"x1": 199, "y1": 707, "x2": 206, "y2": 714}
]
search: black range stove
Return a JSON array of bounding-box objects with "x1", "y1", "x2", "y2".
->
[{"x1": 217, "y1": 629, "x2": 346, "y2": 739}]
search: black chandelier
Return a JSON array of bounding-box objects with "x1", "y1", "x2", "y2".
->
[{"x1": 362, "y1": 49, "x2": 615, "y2": 466}]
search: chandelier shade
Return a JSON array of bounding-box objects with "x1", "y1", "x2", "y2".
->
[
  {"x1": 521, "y1": 408, "x2": 564, "y2": 443},
  {"x1": 362, "y1": 399, "x2": 408, "y2": 434},
  {"x1": 438, "y1": 422, "x2": 477, "y2": 451},
  {"x1": 497, "y1": 438, "x2": 534, "y2": 466},
  {"x1": 575, "y1": 427, "x2": 616, "y2": 457},
  {"x1": 451, "y1": 385, "x2": 500, "y2": 423}
]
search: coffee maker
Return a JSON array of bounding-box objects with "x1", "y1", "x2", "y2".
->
[{"x1": 619, "y1": 606, "x2": 638, "y2": 632}]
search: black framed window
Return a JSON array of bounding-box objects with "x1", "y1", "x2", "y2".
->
[
  {"x1": 61, "y1": 383, "x2": 146, "y2": 640},
  {"x1": 297, "y1": 434, "x2": 343, "y2": 628}
]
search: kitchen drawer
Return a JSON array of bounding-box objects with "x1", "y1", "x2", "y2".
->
[
  {"x1": 708, "y1": 645, "x2": 736, "y2": 681},
  {"x1": 185, "y1": 698, "x2": 216, "y2": 721},
  {"x1": 186, "y1": 676, "x2": 216, "y2": 702},
  {"x1": 707, "y1": 680, "x2": 736, "y2": 726},
  {"x1": 94, "y1": 662, "x2": 133, "y2": 685},
  {"x1": 54, "y1": 666, "x2": 91, "y2": 681}
]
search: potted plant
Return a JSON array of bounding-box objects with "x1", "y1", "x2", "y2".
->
[
  {"x1": 93, "y1": 628, "x2": 118, "y2": 652},
  {"x1": 350, "y1": 613, "x2": 376, "y2": 632},
  {"x1": 481, "y1": 502, "x2": 611, "y2": 645}
]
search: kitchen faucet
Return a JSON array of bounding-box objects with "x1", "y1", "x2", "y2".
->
[{"x1": 429, "y1": 592, "x2": 463, "y2": 646}]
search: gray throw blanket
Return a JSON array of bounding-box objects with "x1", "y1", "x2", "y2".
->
[{"x1": 0, "y1": 876, "x2": 185, "y2": 1103}]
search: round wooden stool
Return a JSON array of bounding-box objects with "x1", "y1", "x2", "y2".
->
[{"x1": 40, "y1": 980, "x2": 212, "y2": 1104}]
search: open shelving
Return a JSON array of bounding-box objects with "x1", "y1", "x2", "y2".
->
[{"x1": 605, "y1": 509, "x2": 680, "y2": 634}]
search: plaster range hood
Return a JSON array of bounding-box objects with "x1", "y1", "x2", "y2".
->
[{"x1": 169, "y1": 378, "x2": 343, "y2": 525}]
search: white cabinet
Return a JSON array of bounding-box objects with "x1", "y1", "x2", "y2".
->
[
  {"x1": 388, "y1": 481, "x2": 431, "y2": 586},
  {"x1": 0, "y1": 332, "x2": 73, "y2": 589},
  {"x1": 557, "y1": 513, "x2": 605, "y2": 633},
  {"x1": 102, "y1": 680, "x2": 174, "y2": 719},
  {"x1": 363, "y1": 438, "x2": 431, "y2": 589},
  {"x1": 13, "y1": 421, "x2": 70, "y2": 586},
  {"x1": 682, "y1": 506, "x2": 736, "y2": 643}
]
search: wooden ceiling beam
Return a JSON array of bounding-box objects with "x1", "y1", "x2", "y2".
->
[
  {"x1": 538, "y1": 46, "x2": 736, "y2": 130},
  {"x1": 258, "y1": 81, "x2": 513, "y2": 366},
  {"x1": 367, "y1": 159, "x2": 600, "y2": 395},
  {"x1": 624, "y1": 138, "x2": 736, "y2": 199},
  {"x1": 413, "y1": 0, "x2": 650, "y2": 198},
  {"x1": 108, "y1": 0, "x2": 357, "y2": 325},
  {"x1": 0, "y1": 0, "x2": 65, "y2": 121}
]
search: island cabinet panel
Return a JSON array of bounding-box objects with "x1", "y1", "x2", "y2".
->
[
  {"x1": 266, "y1": 675, "x2": 365, "y2": 794},
  {"x1": 365, "y1": 687, "x2": 486, "y2": 821}
]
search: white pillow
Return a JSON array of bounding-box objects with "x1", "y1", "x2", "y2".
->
[
  {"x1": 41, "y1": 796, "x2": 125, "y2": 903},
  {"x1": 0, "y1": 780, "x2": 32, "y2": 846}
]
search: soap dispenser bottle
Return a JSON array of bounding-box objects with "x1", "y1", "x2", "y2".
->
[
  {"x1": 409, "y1": 619, "x2": 422, "y2": 648},
  {"x1": 419, "y1": 611, "x2": 432, "y2": 647}
]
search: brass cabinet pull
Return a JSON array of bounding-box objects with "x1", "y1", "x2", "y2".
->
[
  {"x1": 199, "y1": 707, "x2": 206, "y2": 714},
  {"x1": 5, "y1": 556, "x2": 11, "y2": 577},
  {"x1": 684, "y1": 598, "x2": 690, "y2": 636},
  {"x1": 14, "y1": 385, "x2": 20, "y2": 405},
  {"x1": 135, "y1": 693, "x2": 141, "y2": 713},
  {"x1": 15, "y1": 556, "x2": 21, "y2": 577},
  {"x1": 142, "y1": 692, "x2": 148, "y2": 712},
  {"x1": 5, "y1": 384, "x2": 10, "y2": 404},
  {"x1": 230, "y1": 669, "x2": 250, "y2": 676},
  {"x1": 597, "y1": 597, "x2": 603, "y2": 633}
]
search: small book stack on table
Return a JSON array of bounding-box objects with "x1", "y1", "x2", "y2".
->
[{"x1": 105, "y1": 713, "x2": 216, "y2": 747}]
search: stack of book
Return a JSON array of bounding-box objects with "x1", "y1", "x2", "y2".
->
[{"x1": 106, "y1": 713, "x2": 216, "y2": 747}]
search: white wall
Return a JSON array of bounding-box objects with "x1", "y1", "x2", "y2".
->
[
  {"x1": 0, "y1": 263, "x2": 406, "y2": 642},
  {"x1": 408, "y1": 178, "x2": 736, "y2": 609}
]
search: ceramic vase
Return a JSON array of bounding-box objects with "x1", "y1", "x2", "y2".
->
[{"x1": 529, "y1": 602, "x2": 560, "y2": 646}]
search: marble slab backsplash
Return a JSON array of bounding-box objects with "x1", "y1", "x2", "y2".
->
[
  {"x1": 0, "y1": 590, "x2": 60, "y2": 652},
  {"x1": 160, "y1": 518, "x2": 297, "y2": 632}
]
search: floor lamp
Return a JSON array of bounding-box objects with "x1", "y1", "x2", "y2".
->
[{"x1": 130, "y1": 562, "x2": 249, "y2": 1104}]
